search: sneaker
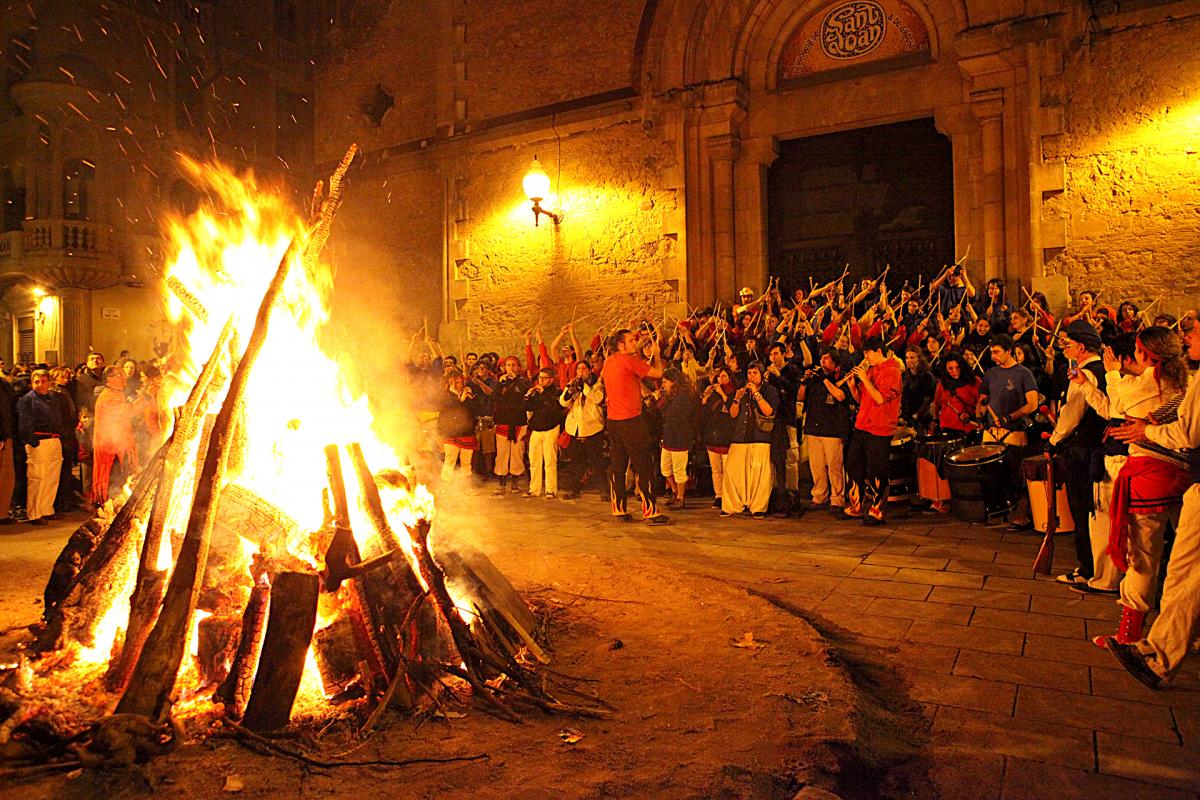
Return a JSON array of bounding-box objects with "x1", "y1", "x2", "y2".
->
[
  {"x1": 719, "y1": 510, "x2": 733, "y2": 517},
  {"x1": 751, "y1": 511, "x2": 767, "y2": 520},
  {"x1": 711, "y1": 497, "x2": 722, "y2": 509},
  {"x1": 1054, "y1": 568, "x2": 1089, "y2": 587},
  {"x1": 613, "y1": 513, "x2": 632, "y2": 522},
  {"x1": 27, "y1": 518, "x2": 47, "y2": 526},
  {"x1": 1107, "y1": 640, "x2": 1165, "y2": 690},
  {"x1": 544, "y1": 493, "x2": 556, "y2": 500},
  {"x1": 524, "y1": 491, "x2": 538, "y2": 498},
  {"x1": 645, "y1": 514, "x2": 670, "y2": 525},
  {"x1": 861, "y1": 515, "x2": 885, "y2": 527},
  {"x1": 843, "y1": 505, "x2": 863, "y2": 519},
  {"x1": 1005, "y1": 520, "x2": 1034, "y2": 532},
  {"x1": 510, "y1": 482, "x2": 521, "y2": 494}
]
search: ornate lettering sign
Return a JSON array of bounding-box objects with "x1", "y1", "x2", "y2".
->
[{"x1": 779, "y1": 0, "x2": 931, "y2": 83}]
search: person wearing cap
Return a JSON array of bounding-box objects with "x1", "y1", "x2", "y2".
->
[
  {"x1": 1050, "y1": 319, "x2": 1109, "y2": 588},
  {"x1": 733, "y1": 286, "x2": 763, "y2": 318},
  {"x1": 657, "y1": 368, "x2": 700, "y2": 509}
]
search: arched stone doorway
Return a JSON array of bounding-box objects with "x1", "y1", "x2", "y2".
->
[{"x1": 642, "y1": 0, "x2": 1045, "y2": 306}]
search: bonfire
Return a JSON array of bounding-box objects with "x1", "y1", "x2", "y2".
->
[{"x1": 0, "y1": 147, "x2": 606, "y2": 777}]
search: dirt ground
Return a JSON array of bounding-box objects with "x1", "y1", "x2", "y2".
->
[{"x1": 0, "y1": 543, "x2": 933, "y2": 800}]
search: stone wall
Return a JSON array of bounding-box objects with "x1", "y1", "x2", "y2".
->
[
  {"x1": 1045, "y1": 14, "x2": 1200, "y2": 315},
  {"x1": 447, "y1": 119, "x2": 680, "y2": 354}
]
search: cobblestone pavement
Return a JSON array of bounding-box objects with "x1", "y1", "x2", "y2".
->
[
  {"x1": 3, "y1": 496, "x2": 1197, "y2": 798},
  {"x1": 463, "y1": 489, "x2": 1200, "y2": 799}
]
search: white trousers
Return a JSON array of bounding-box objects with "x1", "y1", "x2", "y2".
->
[
  {"x1": 722, "y1": 442, "x2": 773, "y2": 514},
  {"x1": 494, "y1": 427, "x2": 526, "y2": 477},
  {"x1": 1138, "y1": 484, "x2": 1200, "y2": 681},
  {"x1": 807, "y1": 435, "x2": 845, "y2": 506},
  {"x1": 441, "y1": 443, "x2": 473, "y2": 481},
  {"x1": 25, "y1": 439, "x2": 62, "y2": 521},
  {"x1": 1120, "y1": 508, "x2": 1177, "y2": 613},
  {"x1": 660, "y1": 449, "x2": 688, "y2": 483},
  {"x1": 1086, "y1": 455, "x2": 1123, "y2": 591},
  {"x1": 707, "y1": 449, "x2": 727, "y2": 499},
  {"x1": 528, "y1": 427, "x2": 559, "y2": 495}
]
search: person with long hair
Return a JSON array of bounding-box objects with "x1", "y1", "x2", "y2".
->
[
  {"x1": 701, "y1": 367, "x2": 737, "y2": 509},
  {"x1": 932, "y1": 354, "x2": 982, "y2": 438},
  {"x1": 1117, "y1": 301, "x2": 1140, "y2": 334},
  {"x1": 92, "y1": 366, "x2": 138, "y2": 505},
  {"x1": 901, "y1": 345, "x2": 935, "y2": 429},
  {"x1": 979, "y1": 278, "x2": 1011, "y2": 333},
  {"x1": 1084, "y1": 327, "x2": 1191, "y2": 647}
]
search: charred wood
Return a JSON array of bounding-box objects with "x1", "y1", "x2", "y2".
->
[{"x1": 241, "y1": 572, "x2": 320, "y2": 732}]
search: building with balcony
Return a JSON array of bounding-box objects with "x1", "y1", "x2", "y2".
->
[{"x1": 0, "y1": 0, "x2": 319, "y2": 367}]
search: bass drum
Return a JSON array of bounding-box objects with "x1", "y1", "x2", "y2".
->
[
  {"x1": 944, "y1": 444, "x2": 1014, "y2": 523},
  {"x1": 1022, "y1": 455, "x2": 1075, "y2": 534},
  {"x1": 915, "y1": 432, "x2": 963, "y2": 503}
]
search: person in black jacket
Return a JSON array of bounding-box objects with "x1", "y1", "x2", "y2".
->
[
  {"x1": 525, "y1": 367, "x2": 563, "y2": 498},
  {"x1": 701, "y1": 368, "x2": 737, "y2": 509},
  {"x1": 799, "y1": 349, "x2": 851, "y2": 511},
  {"x1": 657, "y1": 368, "x2": 700, "y2": 509},
  {"x1": 492, "y1": 356, "x2": 530, "y2": 495},
  {"x1": 765, "y1": 342, "x2": 802, "y2": 514},
  {"x1": 721, "y1": 362, "x2": 781, "y2": 518}
]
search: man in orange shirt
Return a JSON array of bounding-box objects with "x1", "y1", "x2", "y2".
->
[
  {"x1": 845, "y1": 338, "x2": 903, "y2": 526},
  {"x1": 600, "y1": 329, "x2": 669, "y2": 524}
]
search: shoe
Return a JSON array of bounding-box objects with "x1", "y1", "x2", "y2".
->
[
  {"x1": 719, "y1": 510, "x2": 733, "y2": 517},
  {"x1": 524, "y1": 491, "x2": 538, "y2": 498},
  {"x1": 613, "y1": 513, "x2": 632, "y2": 522},
  {"x1": 665, "y1": 497, "x2": 682, "y2": 510},
  {"x1": 564, "y1": 489, "x2": 581, "y2": 500},
  {"x1": 1092, "y1": 605, "x2": 1146, "y2": 649},
  {"x1": 1005, "y1": 520, "x2": 1034, "y2": 532},
  {"x1": 751, "y1": 511, "x2": 766, "y2": 520},
  {"x1": 46, "y1": 514, "x2": 60, "y2": 521},
  {"x1": 843, "y1": 505, "x2": 863, "y2": 519},
  {"x1": 645, "y1": 514, "x2": 670, "y2": 525},
  {"x1": 510, "y1": 482, "x2": 521, "y2": 494},
  {"x1": 1107, "y1": 639, "x2": 1164, "y2": 690},
  {"x1": 711, "y1": 497, "x2": 722, "y2": 509},
  {"x1": 544, "y1": 493, "x2": 556, "y2": 500},
  {"x1": 861, "y1": 514, "x2": 885, "y2": 527},
  {"x1": 493, "y1": 477, "x2": 508, "y2": 496},
  {"x1": 1055, "y1": 568, "x2": 1089, "y2": 587},
  {"x1": 27, "y1": 518, "x2": 47, "y2": 526},
  {"x1": 1069, "y1": 583, "x2": 1119, "y2": 596}
]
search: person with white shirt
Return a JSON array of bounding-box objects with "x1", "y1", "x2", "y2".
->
[
  {"x1": 1107, "y1": 320, "x2": 1200, "y2": 688},
  {"x1": 559, "y1": 361, "x2": 606, "y2": 499}
]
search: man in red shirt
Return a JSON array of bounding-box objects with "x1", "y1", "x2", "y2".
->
[
  {"x1": 601, "y1": 329, "x2": 668, "y2": 524},
  {"x1": 845, "y1": 337, "x2": 903, "y2": 526}
]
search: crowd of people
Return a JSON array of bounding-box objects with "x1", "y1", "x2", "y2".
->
[
  {"x1": 0, "y1": 351, "x2": 162, "y2": 526},
  {"x1": 404, "y1": 263, "x2": 1200, "y2": 692}
]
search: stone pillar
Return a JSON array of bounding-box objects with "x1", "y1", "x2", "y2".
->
[
  {"x1": 58, "y1": 287, "x2": 91, "y2": 367},
  {"x1": 735, "y1": 136, "x2": 779, "y2": 298},
  {"x1": 707, "y1": 133, "x2": 740, "y2": 304},
  {"x1": 971, "y1": 90, "x2": 1006, "y2": 283}
]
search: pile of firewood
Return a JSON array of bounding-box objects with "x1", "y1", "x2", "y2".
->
[{"x1": 0, "y1": 146, "x2": 608, "y2": 777}]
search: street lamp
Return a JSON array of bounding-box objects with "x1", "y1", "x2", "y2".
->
[{"x1": 522, "y1": 156, "x2": 562, "y2": 227}]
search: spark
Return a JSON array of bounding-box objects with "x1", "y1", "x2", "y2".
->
[
  {"x1": 58, "y1": 66, "x2": 76, "y2": 82},
  {"x1": 114, "y1": 70, "x2": 131, "y2": 84},
  {"x1": 66, "y1": 102, "x2": 91, "y2": 121}
]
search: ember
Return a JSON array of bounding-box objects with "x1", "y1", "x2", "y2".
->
[{"x1": 0, "y1": 146, "x2": 605, "y2": 773}]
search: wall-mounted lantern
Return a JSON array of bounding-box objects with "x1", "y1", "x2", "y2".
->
[{"x1": 522, "y1": 156, "x2": 562, "y2": 227}]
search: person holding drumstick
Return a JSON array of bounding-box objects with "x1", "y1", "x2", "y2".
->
[{"x1": 977, "y1": 335, "x2": 1040, "y2": 531}]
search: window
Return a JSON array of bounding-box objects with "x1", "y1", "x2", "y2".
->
[
  {"x1": 275, "y1": 1, "x2": 298, "y2": 41},
  {"x1": 63, "y1": 159, "x2": 96, "y2": 221},
  {"x1": 17, "y1": 315, "x2": 34, "y2": 364},
  {"x1": 1, "y1": 167, "x2": 25, "y2": 232}
]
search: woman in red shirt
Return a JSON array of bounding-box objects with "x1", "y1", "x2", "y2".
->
[{"x1": 932, "y1": 353, "x2": 982, "y2": 438}]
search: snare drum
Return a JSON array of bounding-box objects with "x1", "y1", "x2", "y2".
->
[
  {"x1": 944, "y1": 444, "x2": 1014, "y2": 523},
  {"x1": 888, "y1": 427, "x2": 917, "y2": 506},
  {"x1": 1021, "y1": 455, "x2": 1075, "y2": 534},
  {"x1": 915, "y1": 432, "x2": 963, "y2": 503}
]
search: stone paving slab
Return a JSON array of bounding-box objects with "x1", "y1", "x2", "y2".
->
[
  {"x1": 927, "y1": 585, "x2": 1031, "y2": 611},
  {"x1": 1097, "y1": 732, "x2": 1200, "y2": 792},
  {"x1": 907, "y1": 672, "x2": 1018, "y2": 715},
  {"x1": 931, "y1": 705, "x2": 1095, "y2": 770},
  {"x1": 1015, "y1": 685, "x2": 1179, "y2": 742},
  {"x1": 953, "y1": 649, "x2": 1091, "y2": 694},
  {"x1": 1000, "y1": 757, "x2": 1198, "y2": 800}
]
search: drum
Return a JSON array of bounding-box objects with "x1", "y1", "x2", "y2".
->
[
  {"x1": 944, "y1": 444, "x2": 1014, "y2": 523},
  {"x1": 888, "y1": 427, "x2": 917, "y2": 506},
  {"x1": 1021, "y1": 455, "x2": 1075, "y2": 534},
  {"x1": 915, "y1": 432, "x2": 963, "y2": 503}
]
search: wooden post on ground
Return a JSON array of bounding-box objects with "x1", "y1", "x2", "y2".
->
[{"x1": 240, "y1": 572, "x2": 320, "y2": 731}]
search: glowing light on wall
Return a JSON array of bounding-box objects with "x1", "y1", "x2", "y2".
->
[{"x1": 521, "y1": 156, "x2": 562, "y2": 227}]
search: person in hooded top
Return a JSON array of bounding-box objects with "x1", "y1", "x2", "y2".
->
[{"x1": 92, "y1": 366, "x2": 138, "y2": 505}]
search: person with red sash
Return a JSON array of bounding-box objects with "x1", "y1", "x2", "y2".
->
[
  {"x1": 1107, "y1": 319, "x2": 1200, "y2": 689},
  {"x1": 1081, "y1": 327, "x2": 1191, "y2": 647}
]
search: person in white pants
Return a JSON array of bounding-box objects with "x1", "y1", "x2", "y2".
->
[
  {"x1": 798, "y1": 351, "x2": 851, "y2": 509},
  {"x1": 17, "y1": 370, "x2": 65, "y2": 525},
  {"x1": 524, "y1": 368, "x2": 562, "y2": 498},
  {"x1": 1108, "y1": 318, "x2": 1200, "y2": 687},
  {"x1": 701, "y1": 369, "x2": 736, "y2": 509},
  {"x1": 721, "y1": 363, "x2": 781, "y2": 518}
]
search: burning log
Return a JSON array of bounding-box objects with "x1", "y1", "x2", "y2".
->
[
  {"x1": 241, "y1": 572, "x2": 320, "y2": 732},
  {"x1": 107, "y1": 318, "x2": 237, "y2": 692},
  {"x1": 118, "y1": 146, "x2": 358, "y2": 720},
  {"x1": 312, "y1": 617, "x2": 360, "y2": 697},
  {"x1": 196, "y1": 614, "x2": 241, "y2": 687},
  {"x1": 35, "y1": 449, "x2": 165, "y2": 654},
  {"x1": 218, "y1": 570, "x2": 270, "y2": 720}
]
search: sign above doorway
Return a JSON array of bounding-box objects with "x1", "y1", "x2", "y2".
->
[{"x1": 778, "y1": 0, "x2": 932, "y2": 87}]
